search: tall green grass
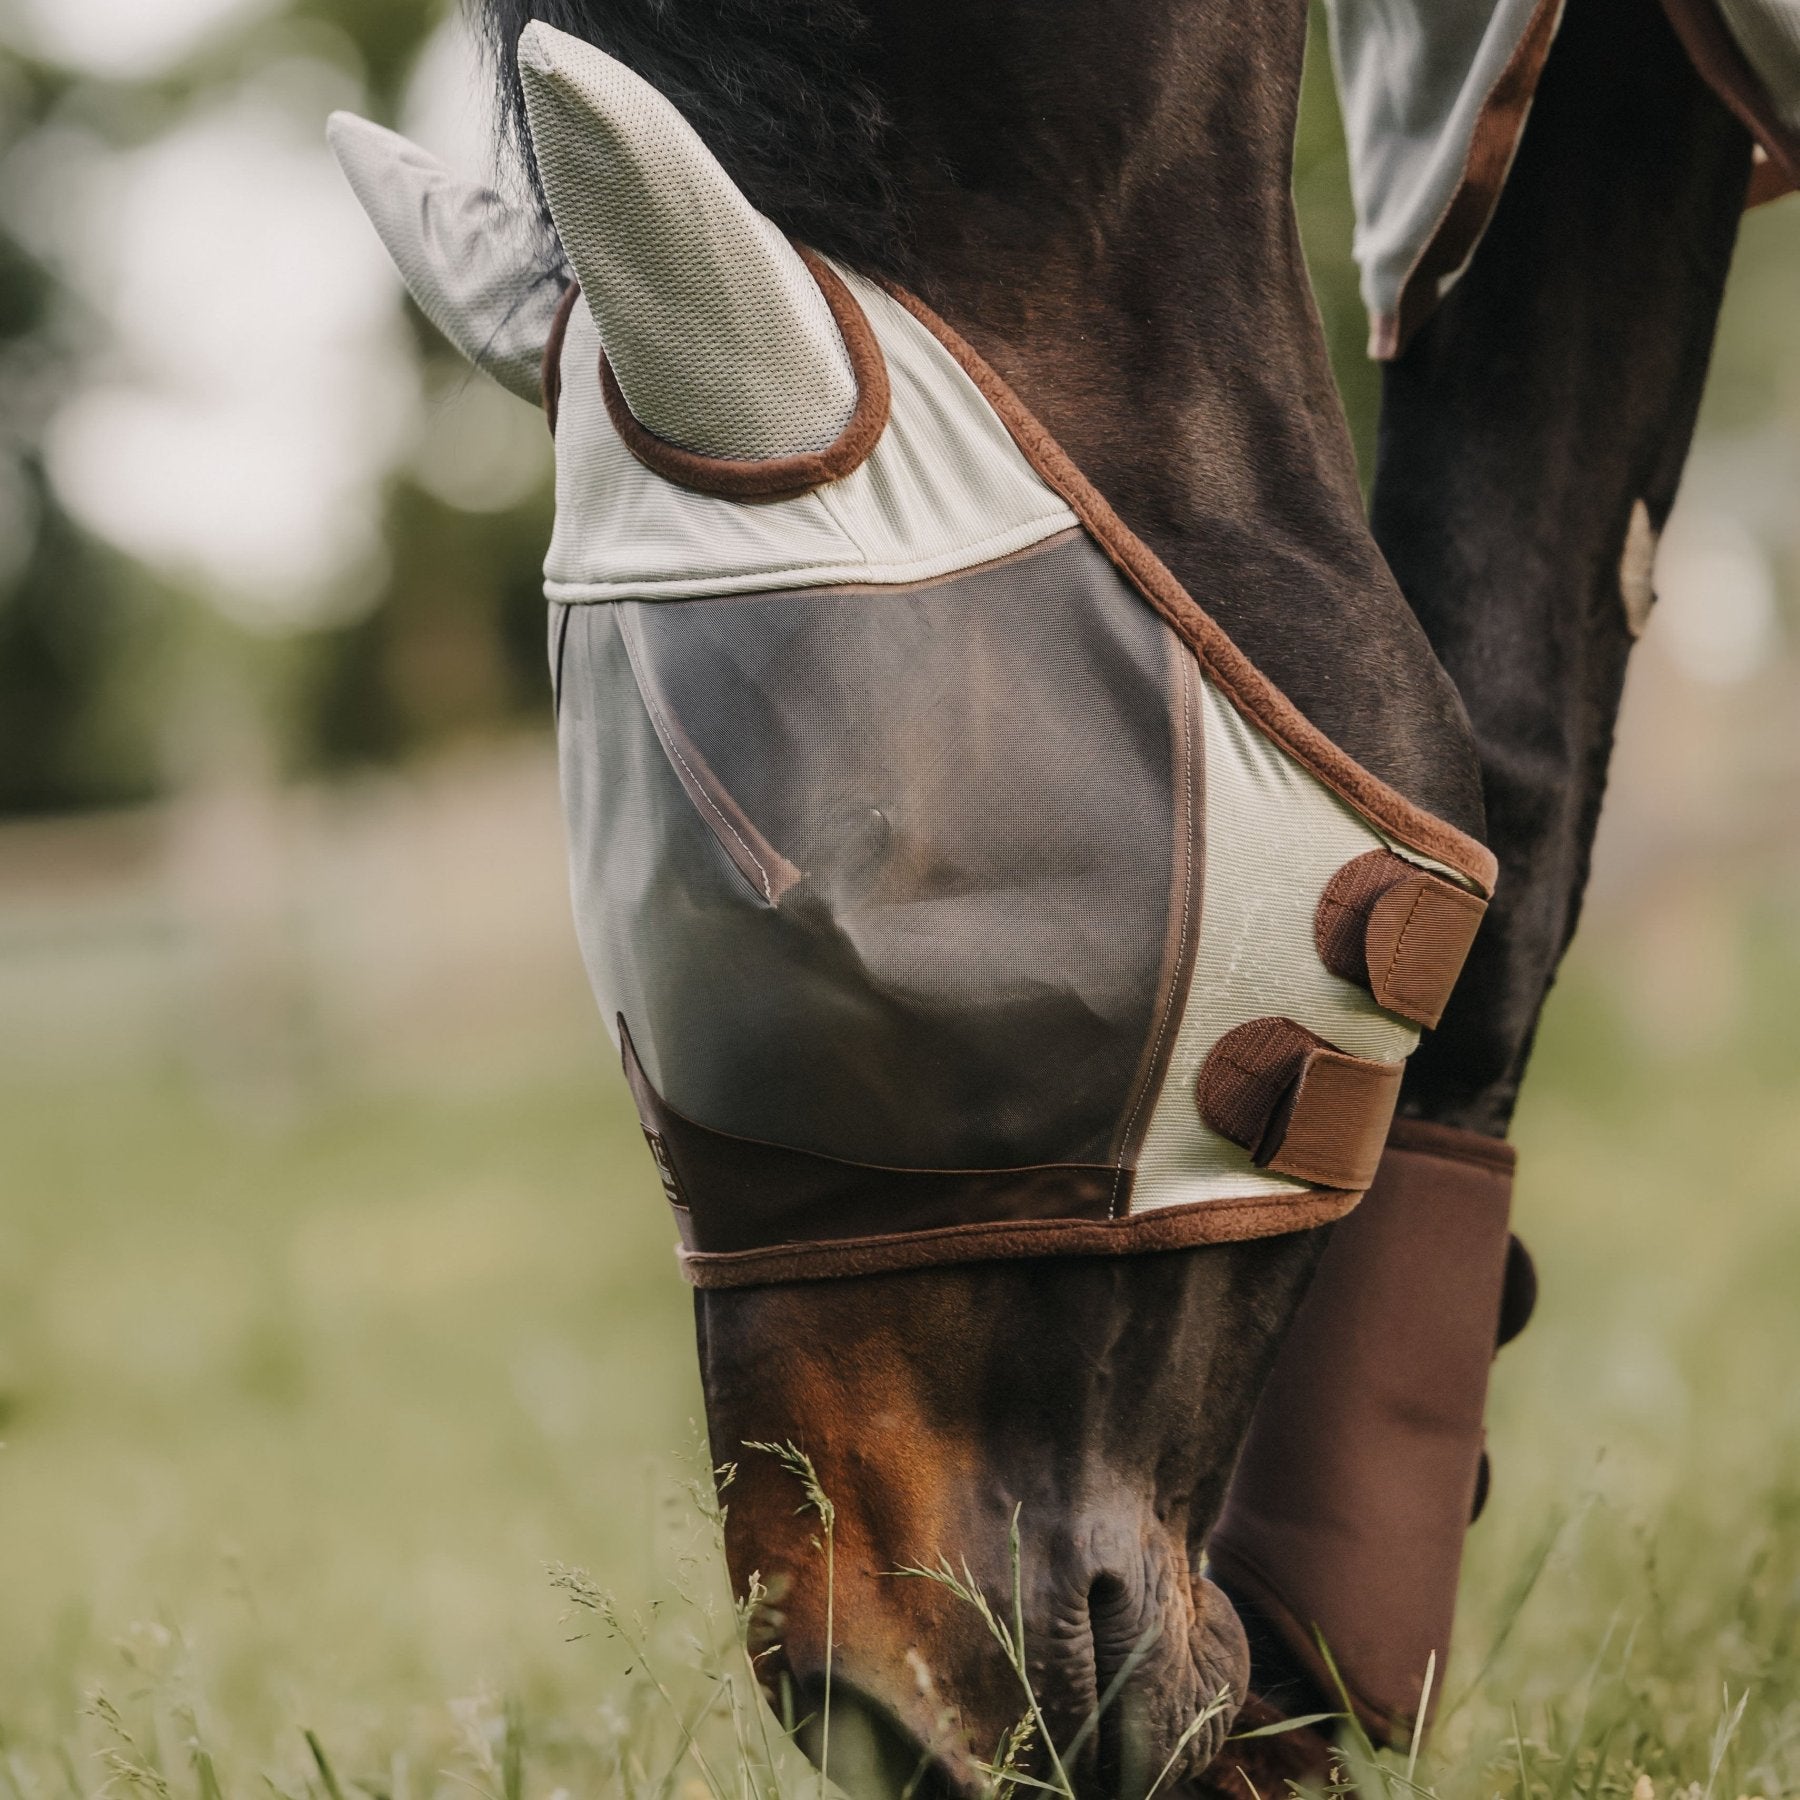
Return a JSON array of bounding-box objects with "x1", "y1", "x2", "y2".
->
[{"x1": 3, "y1": 932, "x2": 1800, "y2": 1798}]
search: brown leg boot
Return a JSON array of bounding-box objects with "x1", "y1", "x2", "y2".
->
[{"x1": 1204, "y1": 1118, "x2": 1526, "y2": 1749}]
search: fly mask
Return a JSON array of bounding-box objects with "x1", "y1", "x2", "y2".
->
[{"x1": 331, "y1": 22, "x2": 1496, "y2": 1290}]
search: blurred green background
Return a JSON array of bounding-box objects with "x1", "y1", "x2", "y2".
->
[{"x1": 1, "y1": 0, "x2": 1800, "y2": 1794}]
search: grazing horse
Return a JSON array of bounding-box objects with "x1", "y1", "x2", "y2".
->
[{"x1": 328, "y1": 0, "x2": 1796, "y2": 1792}]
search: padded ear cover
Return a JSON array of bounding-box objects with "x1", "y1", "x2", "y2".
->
[
  {"x1": 515, "y1": 21, "x2": 859, "y2": 463},
  {"x1": 327, "y1": 112, "x2": 567, "y2": 404}
]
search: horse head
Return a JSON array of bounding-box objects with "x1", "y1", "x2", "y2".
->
[{"x1": 333, "y1": 5, "x2": 1499, "y2": 1791}]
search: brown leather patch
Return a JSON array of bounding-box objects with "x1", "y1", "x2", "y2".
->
[
  {"x1": 1317, "y1": 852, "x2": 1485, "y2": 1029},
  {"x1": 1199, "y1": 1016, "x2": 1402, "y2": 1191},
  {"x1": 599, "y1": 247, "x2": 892, "y2": 500},
  {"x1": 1363, "y1": 874, "x2": 1486, "y2": 1029}
]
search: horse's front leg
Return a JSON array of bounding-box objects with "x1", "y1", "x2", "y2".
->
[{"x1": 1206, "y1": 0, "x2": 1755, "y2": 1767}]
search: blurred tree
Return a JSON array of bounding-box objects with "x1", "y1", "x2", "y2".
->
[{"x1": 0, "y1": 59, "x2": 165, "y2": 814}]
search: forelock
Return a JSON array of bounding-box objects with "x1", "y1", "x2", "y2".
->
[{"x1": 471, "y1": 0, "x2": 912, "y2": 279}]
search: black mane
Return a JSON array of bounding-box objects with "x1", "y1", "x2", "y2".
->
[{"x1": 472, "y1": 0, "x2": 912, "y2": 278}]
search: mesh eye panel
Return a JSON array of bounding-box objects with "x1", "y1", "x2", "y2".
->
[{"x1": 557, "y1": 531, "x2": 1188, "y2": 1174}]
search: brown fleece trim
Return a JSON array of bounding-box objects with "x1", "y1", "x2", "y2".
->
[
  {"x1": 1373, "y1": 0, "x2": 1566, "y2": 361},
  {"x1": 679, "y1": 1186, "x2": 1361, "y2": 1288},
  {"x1": 1385, "y1": 1114, "x2": 1516, "y2": 1176},
  {"x1": 1660, "y1": 0, "x2": 1800, "y2": 190},
  {"x1": 599, "y1": 248, "x2": 891, "y2": 499},
  {"x1": 878, "y1": 284, "x2": 1498, "y2": 895},
  {"x1": 541, "y1": 282, "x2": 580, "y2": 436},
  {"x1": 1204, "y1": 1538, "x2": 1408, "y2": 1747}
]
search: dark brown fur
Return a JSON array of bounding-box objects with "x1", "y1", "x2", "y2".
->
[{"x1": 1376, "y1": 0, "x2": 1752, "y2": 1136}]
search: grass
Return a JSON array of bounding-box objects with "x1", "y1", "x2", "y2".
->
[{"x1": 3, "y1": 923, "x2": 1800, "y2": 1800}]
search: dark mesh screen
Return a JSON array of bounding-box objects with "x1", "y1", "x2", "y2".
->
[{"x1": 557, "y1": 530, "x2": 1192, "y2": 1172}]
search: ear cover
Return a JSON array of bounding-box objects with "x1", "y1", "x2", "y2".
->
[
  {"x1": 327, "y1": 111, "x2": 568, "y2": 404},
  {"x1": 515, "y1": 21, "x2": 858, "y2": 463}
]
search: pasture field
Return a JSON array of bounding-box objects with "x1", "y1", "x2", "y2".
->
[{"x1": 3, "y1": 917, "x2": 1800, "y2": 1800}]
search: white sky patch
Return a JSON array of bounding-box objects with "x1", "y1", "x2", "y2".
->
[
  {"x1": 5, "y1": 0, "x2": 280, "y2": 81},
  {"x1": 36, "y1": 76, "x2": 421, "y2": 630},
  {"x1": 1653, "y1": 504, "x2": 1782, "y2": 686}
]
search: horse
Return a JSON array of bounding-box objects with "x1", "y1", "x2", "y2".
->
[{"x1": 326, "y1": 0, "x2": 1796, "y2": 1791}]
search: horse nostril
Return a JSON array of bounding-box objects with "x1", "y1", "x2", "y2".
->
[
  {"x1": 1086, "y1": 1571, "x2": 1148, "y2": 1681},
  {"x1": 1083, "y1": 1570, "x2": 1157, "y2": 1789}
]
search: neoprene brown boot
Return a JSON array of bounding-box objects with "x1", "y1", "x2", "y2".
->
[{"x1": 1205, "y1": 1117, "x2": 1528, "y2": 1747}]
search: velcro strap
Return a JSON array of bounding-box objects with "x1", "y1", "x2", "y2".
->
[
  {"x1": 1197, "y1": 1016, "x2": 1403, "y2": 1191},
  {"x1": 1315, "y1": 850, "x2": 1487, "y2": 1029}
]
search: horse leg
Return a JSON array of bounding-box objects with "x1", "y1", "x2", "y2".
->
[{"x1": 1207, "y1": 0, "x2": 1753, "y2": 1759}]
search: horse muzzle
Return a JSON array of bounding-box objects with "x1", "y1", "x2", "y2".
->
[
  {"x1": 694, "y1": 1257, "x2": 1305, "y2": 1800},
  {"x1": 725, "y1": 1463, "x2": 1250, "y2": 1800}
]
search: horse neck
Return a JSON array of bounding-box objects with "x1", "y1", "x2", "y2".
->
[{"x1": 865, "y1": 0, "x2": 1487, "y2": 833}]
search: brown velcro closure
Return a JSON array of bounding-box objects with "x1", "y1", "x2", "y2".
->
[
  {"x1": 1197, "y1": 1016, "x2": 1403, "y2": 1192},
  {"x1": 1315, "y1": 850, "x2": 1487, "y2": 1030}
]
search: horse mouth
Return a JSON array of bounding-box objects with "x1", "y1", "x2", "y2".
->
[{"x1": 774, "y1": 1571, "x2": 1248, "y2": 1800}]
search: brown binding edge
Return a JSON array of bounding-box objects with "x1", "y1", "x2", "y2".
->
[
  {"x1": 679, "y1": 1186, "x2": 1360, "y2": 1288},
  {"x1": 878, "y1": 283, "x2": 1497, "y2": 894},
  {"x1": 598, "y1": 247, "x2": 891, "y2": 499},
  {"x1": 541, "y1": 281, "x2": 580, "y2": 435},
  {"x1": 1660, "y1": 0, "x2": 1800, "y2": 192},
  {"x1": 1372, "y1": 0, "x2": 1566, "y2": 360}
]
